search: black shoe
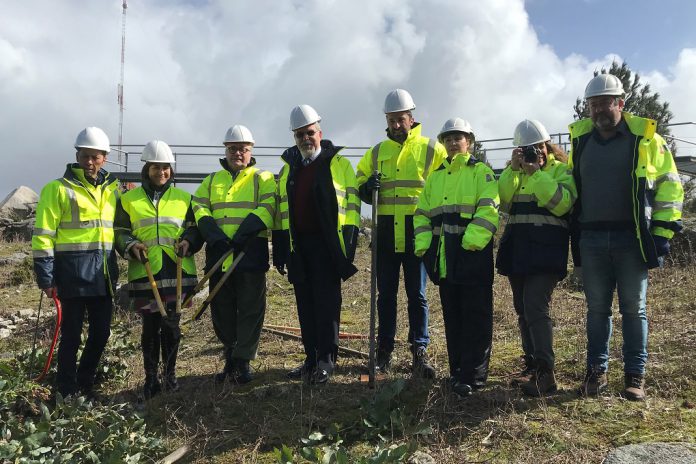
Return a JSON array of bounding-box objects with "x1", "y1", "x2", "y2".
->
[
  {"x1": 452, "y1": 381, "x2": 473, "y2": 398},
  {"x1": 412, "y1": 346, "x2": 436, "y2": 379},
  {"x1": 376, "y1": 348, "x2": 392, "y2": 372},
  {"x1": 310, "y1": 368, "x2": 330, "y2": 385},
  {"x1": 232, "y1": 359, "x2": 253, "y2": 385},
  {"x1": 287, "y1": 363, "x2": 312, "y2": 380},
  {"x1": 143, "y1": 377, "x2": 162, "y2": 400},
  {"x1": 164, "y1": 375, "x2": 180, "y2": 392}
]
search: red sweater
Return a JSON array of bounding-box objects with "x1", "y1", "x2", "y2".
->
[{"x1": 292, "y1": 160, "x2": 321, "y2": 234}]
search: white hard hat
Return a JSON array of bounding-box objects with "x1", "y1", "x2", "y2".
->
[
  {"x1": 224, "y1": 125, "x2": 255, "y2": 145},
  {"x1": 513, "y1": 119, "x2": 551, "y2": 147},
  {"x1": 141, "y1": 140, "x2": 175, "y2": 164},
  {"x1": 584, "y1": 73, "x2": 624, "y2": 99},
  {"x1": 438, "y1": 118, "x2": 474, "y2": 143},
  {"x1": 383, "y1": 89, "x2": 416, "y2": 114},
  {"x1": 290, "y1": 105, "x2": 321, "y2": 131},
  {"x1": 75, "y1": 127, "x2": 110, "y2": 153}
]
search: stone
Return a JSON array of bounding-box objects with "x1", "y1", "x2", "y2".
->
[
  {"x1": 407, "y1": 451, "x2": 436, "y2": 464},
  {"x1": 0, "y1": 252, "x2": 30, "y2": 266},
  {"x1": 0, "y1": 186, "x2": 38, "y2": 220},
  {"x1": 16, "y1": 309, "x2": 34, "y2": 318},
  {"x1": 603, "y1": 442, "x2": 696, "y2": 464},
  {"x1": 0, "y1": 328, "x2": 11, "y2": 339}
]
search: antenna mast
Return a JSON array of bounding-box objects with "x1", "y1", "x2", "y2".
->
[{"x1": 117, "y1": 0, "x2": 127, "y2": 169}]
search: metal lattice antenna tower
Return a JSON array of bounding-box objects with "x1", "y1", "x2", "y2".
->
[{"x1": 117, "y1": 0, "x2": 128, "y2": 169}]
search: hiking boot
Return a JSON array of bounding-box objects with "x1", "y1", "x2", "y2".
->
[
  {"x1": 231, "y1": 358, "x2": 253, "y2": 385},
  {"x1": 163, "y1": 374, "x2": 180, "y2": 392},
  {"x1": 451, "y1": 381, "x2": 473, "y2": 398},
  {"x1": 521, "y1": 365, "x2": 557, "y2": 397},
  {"x1": 623, "y1": 373, "x2": 646, "y2": 401},
  {"x1": 215, "y1": 356, "x2": 236, "y2": 383},
  {"x1": 287, "y1": 363, "x2": 312, "y2": 380},
  {"x1": 578, "y1": 366, "x2": 608, "y2": 396},
  {"x1": 412, "y1": 346, "x2": 436, "y2": 379},
  {"x1": 510, "y1": 357, "x2": 536, "y2": 386},
  {"x1": 143, "y1": 375, "x2": 162, "y2": 400},
  {"x1": 375, "y1": 347, "x2": 392, "y2": 372}
]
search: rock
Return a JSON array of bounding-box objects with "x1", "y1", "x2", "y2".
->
[
  {"x1": 0, "y1": 328, "x2": 11, "y2": 339},
  {"x1": 407, "y1": 451, "x2": 436, "y2": 464},
  {"x1": 603, "y1": 442, "x2": 696, "y2": 464},
  {"x1": 0, "y1": 252, "x2": 30, "y2": 266},
  {"x1": 0, "y1": 319, "x2": 13, "y2": 329},
  {"x1": 16, "y1": 308, "x2": 34, "y2": 318},
  {"x1": 0, "y1": 186, "x2": 38, "y2": 220}
]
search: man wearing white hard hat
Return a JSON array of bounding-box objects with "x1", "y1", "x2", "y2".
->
[
  {"x1": 114, "y1": 140, "x2": 203, "y2": 399},
  {"x1": 356, "y1": 89, "x2": 446, "y2": 378},
  {"x1": 569, "y1": 73, "x2": 683, "y2": 400},
  {"x1": 32, "y1": 127, "x2": 120, "y2": 398},
  {"x1": 273, "y1": 105, "x2": 361, "y2": 384},
  {"x1": 191, "y1": 126, "x2": 276, "y2": 385}
]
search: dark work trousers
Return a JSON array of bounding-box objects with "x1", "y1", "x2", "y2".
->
[
  {"x1": 141, "y1": 304, "x2": 181, "y2": 379},
  {"x1": 508, "y1": 274, "x2": 558, "y2": 368},
  {"x1": 439, "y1": 280, "x2": 493, "y2": 388},
  {"x1": 210, "y1": 270, "x2": 267, "y2": 363},
  {"x1": 56, "y1": 296, "x2": 113, "y2": 396},
  {"x1": 293, "y1": 233, "x2": 342, "y2": 372}
]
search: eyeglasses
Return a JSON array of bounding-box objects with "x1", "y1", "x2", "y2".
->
[
  {"x1": 77, "y1": 153, "x2": 105, "y2": 162},
  {"x1": 294, "y1": 130, "x2": 318, "y2": 139},
  {"x1": 226, "y1": 146, "x2": 252, "y2": 155},
  {"x1": 588, "y1": 97, "x2": 618, "y2": 111}
]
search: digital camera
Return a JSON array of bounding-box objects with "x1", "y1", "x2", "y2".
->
[{"x1": 522, "y1": 145, "x2": 540, "y2": 163}]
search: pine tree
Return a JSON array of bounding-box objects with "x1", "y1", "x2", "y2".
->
[{"x1": 573, "y1": 61, "x2": 676, "y2": 152}]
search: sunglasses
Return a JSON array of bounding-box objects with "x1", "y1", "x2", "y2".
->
[{"x1": 294, "y1": 130, "x2": 318, "y2": 139}]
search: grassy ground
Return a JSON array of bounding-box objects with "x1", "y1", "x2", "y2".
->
[{"x1": 0, "y1": 237, "x2": 694, "y2": 463}]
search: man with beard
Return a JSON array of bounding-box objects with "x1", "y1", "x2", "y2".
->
[
  {"x1": 355, "y1": 89, "x2": 446, "y2": 378},
  {"x1": 569, "y1": 74, "x2": 683, "y2": 401},
  {"x1": 273, "y1": 105, "x2": 360, "y2": 384}
]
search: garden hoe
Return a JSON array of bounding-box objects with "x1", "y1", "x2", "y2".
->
[
  {"x1": 180, "y1": 248, "x2": 234, "y2": 308},
  {"x1": 143, "y1": 254, "x2": 168, "y2": 317},
  {"x1": 175, "y1": 241, "x2": 183, "y2": 314},
  {"x1": 360, "y1": 170, "x2": 386, "y2": 387},
  {"x1": 186, "y1": 250, "x2": 245, "y2": 324}
]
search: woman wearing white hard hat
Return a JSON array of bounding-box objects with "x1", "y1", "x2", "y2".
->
[
  {"x1": 496, "y1": 120, "x2": 577, "y2": 397},
  {"x1": 413, "y1": 118, "x2": 499, "y2": 398},
  {"x1": 114, "y1": 140, "x2": 203, "y2": 400}
]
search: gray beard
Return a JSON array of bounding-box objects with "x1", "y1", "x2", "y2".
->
[{"x1": 298, "y1": 145, "x2": 317, "y2": 158}]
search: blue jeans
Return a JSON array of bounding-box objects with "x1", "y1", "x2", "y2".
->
[
  {"x1": 580, "y1": 230, "x2": 649, "y2": 375},
  {"x1": 376, "y1": 249, "x2": 429, "y2": 352}
]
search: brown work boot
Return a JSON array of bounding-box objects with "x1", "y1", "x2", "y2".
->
[
  {"x1": 623, "y1": 373, "x2": 646, "y2": 401},
  {"x1": 510, "y1": 357, "x2": 535, "y2": 386},
  {"x1": 412, "y1": 346, "x2": 436, "y2": 379},
  {"x1": 521, "y1": 365, "x2": 557, "y2": 397},
  {"x1": 578, "y1": 366, "x2": 608, "y2": 396}
]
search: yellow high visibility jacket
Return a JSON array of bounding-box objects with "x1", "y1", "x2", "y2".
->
[
  {"x1": 32, "y1": 164, "x2": 120, "y2": 298},
  {"x1": 496, "y1": 153, "x2": 577, "y2": 277},
  {"x1": 273, "y1": 140, "x2": 360, "y2": 282},
  {"x1": 192, "y1": 160, "x2": 276, "y2": 272},
  {"x1": 569, "y1": 112, "x2": 684, "y2": 268},
  {"x1": 414, "y1": 152, "x2": 499, "y2": 284},
  {"x1": 356, "y1": 124, "x2": 446, "y2": 253},
  {"x1": 115, "y1": 184, "x2": 199, "y2": 296}
]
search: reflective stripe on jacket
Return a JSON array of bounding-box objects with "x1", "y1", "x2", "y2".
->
[
  {"x1": 192, "y1": 162, "x2": 276, "y2": 272},
  {"x1": 115, "y1": 185, "x2": 199, "y2": 295},
  {"x1": 32, "y1": 164, "x2": 119, "y2": 298},
  {"x1": 413, "y1": 152, "x2": 499, "y2": 284},
  {"x1": 356, "y1": 124, "x2": 446, "y2": 252},
  {"x1": 569, "y1": 113, "x2": 684, "y2": 268},
  {"x1": 496, "y1": 153, "x2": 577, "y2": 277}
]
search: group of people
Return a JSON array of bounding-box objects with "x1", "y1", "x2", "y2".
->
[{"x1": 32, "y1": 74, "x2": 684, "y2": 403}]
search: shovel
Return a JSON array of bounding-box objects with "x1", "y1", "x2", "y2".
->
[
  {"x1": 186, "y1": 250, "x2": 245, "y2": 323},
  {"x1": 143, "y1": 255, "x2": 168, "y2": 317}
]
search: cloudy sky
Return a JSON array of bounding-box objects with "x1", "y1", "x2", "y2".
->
[{"x1": 1, "y1": 0, "x2": 695, "y2": 199}]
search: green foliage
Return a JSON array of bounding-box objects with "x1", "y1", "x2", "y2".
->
[
  {"x1": 0, "y1": 359, "x2": 165, "y2": 463},
  {"x1": 573, "y1": 61, "x2": 676, "y2": 152},
  {"x1": 274, "y1": 380, "x2": 430, "y2": 463}
]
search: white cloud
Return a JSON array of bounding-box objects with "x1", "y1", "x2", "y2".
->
[{"x1": 1, "y1": 0, "x2": 695, "y2": 199}]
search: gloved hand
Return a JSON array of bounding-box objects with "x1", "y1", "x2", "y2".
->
[
  {"x1": 652, "y1": 234, "x2": 670, "y2": 257},
  {"x1": 365, "y1": 173, "x2": 382, "y2": 194},
  {"x1": 175, "y1": 239, "x2": 190, "y2": 257}
]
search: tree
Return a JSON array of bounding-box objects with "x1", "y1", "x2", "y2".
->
[{"x1": 573, "y1": 61, "x2": 676, "y2": 153}]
